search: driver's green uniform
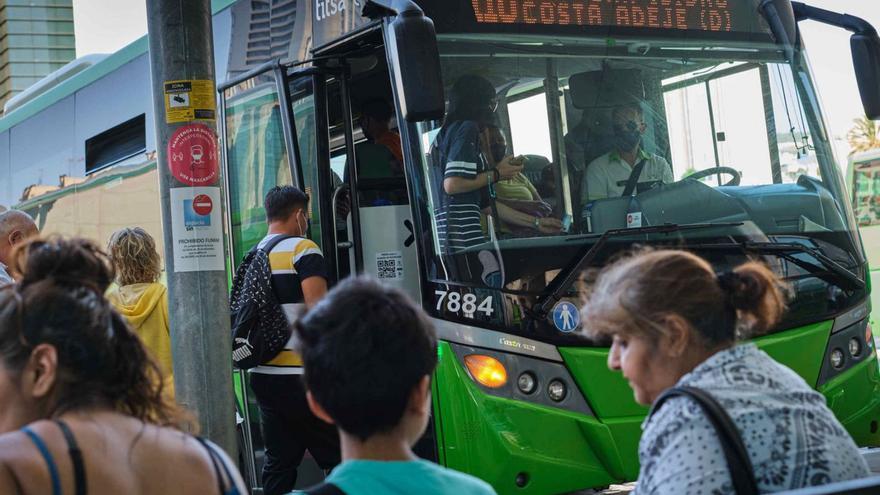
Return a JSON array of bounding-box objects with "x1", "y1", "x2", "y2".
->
[{"x1": 584, "y1": 148, "x2": 673, "y2": 201}]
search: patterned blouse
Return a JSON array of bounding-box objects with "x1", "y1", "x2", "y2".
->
[{"x1": 635, "y1": 343, "x2": 869, "y2": 494}]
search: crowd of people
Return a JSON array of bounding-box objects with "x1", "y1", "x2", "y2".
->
[
  {"x1": 0, "y1": 72, "x2": 873, "y2": 494},
  {"x1": 0, "y1": 194, "x2": 873, "y2": 494}
]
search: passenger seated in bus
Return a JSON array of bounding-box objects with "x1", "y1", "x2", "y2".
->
[
  {"x1": 0, "y1": 236, "x2": 246, "y2": 494},
  {"x1": 433, "y1": 75, "x2": 557, "y2": 254},
  {"x1": 481, "y1": 124, "x2": 558, "y2": 236},
  {"x1": 106, "y1": 227, "x2": 174, "y2": 400},
  {"x1": 293, "y1": 276, "x2": 497, "y2": 495},
  {"x1": 583, "y1": 104, "x2": 673, "y2": 202},
  {"x1": 580, "y1": 250, "x2": 869, "y2": 493},
  {"x1": 0, "y1": 210, "x2": 37, "y2": 285},
  {"x1": 357, "y1": 99, "x2": 403, "y2": 176}
]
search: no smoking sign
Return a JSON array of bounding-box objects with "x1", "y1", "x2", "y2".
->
[{"x1": 167, "y1": 123, "x2": 219, "y2": 186}]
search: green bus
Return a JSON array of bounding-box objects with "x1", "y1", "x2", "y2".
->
[{"x1": 4, "y1": 0, "x2": 880, "y2": 493}]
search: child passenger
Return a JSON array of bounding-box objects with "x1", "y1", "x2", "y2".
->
[{"x1": 293, "y1": 277, "x2": 496, "y2": 495}]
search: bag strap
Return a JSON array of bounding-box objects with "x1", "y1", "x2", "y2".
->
[
  {"x1": 195, "y1": 436, "x2": 242, "y2": 495},
  {"x1": 259, "y1": 234, "x2": 297, "y2": 255},
  {"x1": 303, "y1": 481, "x2": 346, "y2": 495},
  {"x1": 621, "y1": 158, "x2": 648, "y2": 197},
  {"x1": 649, "y1": 386, "x2": 759, "y2": 495}
]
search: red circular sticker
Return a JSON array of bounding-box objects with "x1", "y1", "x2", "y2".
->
[
  {"x1": 167, "y1": 123, "x2": 218, "y2": 186},
  {"x1": 192, "y1": 194, "x2": 213, "y2": 216}
]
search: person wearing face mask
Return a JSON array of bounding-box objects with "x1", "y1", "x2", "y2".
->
[
  {"x1": 249, "y1": 185, "x2": 340, "y2": 495},
  {"x1": 583, "y1": 104, "x2": 673, "y2": 202}
]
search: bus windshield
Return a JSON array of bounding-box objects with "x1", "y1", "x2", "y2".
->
[{"x1": 407, "y1": 34, "x2": 866, "y2": 341}]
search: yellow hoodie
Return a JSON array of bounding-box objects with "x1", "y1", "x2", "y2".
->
[{"x1": 107, "y1": 282, "x2": 174, "y2": 399}]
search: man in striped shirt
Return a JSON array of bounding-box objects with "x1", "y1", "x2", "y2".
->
[{"x1": 249, "y1": 185, "x2": 340, "y2": 495}]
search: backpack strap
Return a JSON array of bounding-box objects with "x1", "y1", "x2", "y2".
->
[
  {"x1": 649, "y1": 386, "x2": 759, "y2": 495},
  {"x1": 259, "y1": 234, "x2": 297, "y2": 255},
  {"x1": 302, "y1": 482, "x2": 346, "y2": 495}
]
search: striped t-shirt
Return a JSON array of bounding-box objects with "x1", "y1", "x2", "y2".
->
[
  {"x1": 432, "y1": 120, "x2": 490, "y2": 253},
  {"x1": 250, "y1": 234, "x2": 326, "y2": 375}
]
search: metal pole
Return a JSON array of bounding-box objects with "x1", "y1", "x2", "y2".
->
[{"x1": 146, "y1": 0, "x2": 237, "y2": 456}]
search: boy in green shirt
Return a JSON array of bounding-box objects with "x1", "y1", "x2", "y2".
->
[{"x1": 292, "y1": 277, "x2": 496, "y2": 495}]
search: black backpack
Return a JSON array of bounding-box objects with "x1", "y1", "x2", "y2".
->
[{"x1": 229, "y1": 234, "x2": 295, "y2": 370}]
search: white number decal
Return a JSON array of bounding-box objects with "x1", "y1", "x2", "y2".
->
[
  {"x1": 434, "y1": 290, "x2": 495, "y2": 318},
  {"x1": 447, "y1": 291, "x2": 462, "y2": 313},
  {"x1": 477, "y1": 296, "x2": 495, "y2": 316},
  {"x1": 434, "y1": 290, "x2": 447, "y2": 311},
  {"x1": 462, "y1": 293, "x2": 478, "y2": 317}
]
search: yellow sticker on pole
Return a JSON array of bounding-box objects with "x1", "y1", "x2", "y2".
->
[{"x1": 163, "y1": 80, "x2": 216, "y2": 124}]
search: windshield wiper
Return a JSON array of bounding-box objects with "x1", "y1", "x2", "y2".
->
[
  {"x1": 688, "y1": 240, "x2": 865, "y2": 292},
  {"x1": 530, "y1": 222, "x2": 745, "y2": 322}
]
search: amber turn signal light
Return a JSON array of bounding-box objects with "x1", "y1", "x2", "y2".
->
[{"x1": 464, "y1": 354, "x2": 508, "y2": 388}]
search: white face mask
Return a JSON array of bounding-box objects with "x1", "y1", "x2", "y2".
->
[{"x1": 297, "y1": 211, "x2": 307, "y2": 237}]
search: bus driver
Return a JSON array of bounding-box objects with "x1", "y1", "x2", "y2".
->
[{"x1": 583, "y1": 104, "x2": 673, "y2": 202}]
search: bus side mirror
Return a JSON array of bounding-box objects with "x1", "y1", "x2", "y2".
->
[
  {"x1": 852, "y1": 33, "x2": 880, "y2": 120},
  {"x1": 385, "y1": 12, "x2": 445, "y2": 122},
  {"x1": 366, "y1": 0, "x2": 445, "y2": 122}
]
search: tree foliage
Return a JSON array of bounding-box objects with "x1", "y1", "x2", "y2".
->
[{"x1": 848, "y1": 115, "x2": 880, "y2": 155}]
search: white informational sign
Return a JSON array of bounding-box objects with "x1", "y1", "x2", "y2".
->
[
  {"x1": 375, "y1": 251, "x2": 404, "y2": 280},
  {"x1": 169, "y1": 187, "x2": 225, "y2": 272}
]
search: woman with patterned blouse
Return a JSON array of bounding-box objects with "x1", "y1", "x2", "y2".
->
[{"x1": 580, "y1": 250, "x2": 869, "y2": 494}]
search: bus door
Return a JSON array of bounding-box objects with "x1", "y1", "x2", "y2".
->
[{"x1": 284, "y1": 50, "x2": 420, "y2": 300}]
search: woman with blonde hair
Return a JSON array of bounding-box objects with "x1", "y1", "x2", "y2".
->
[
  {"x1": 107, "y1": 227, "x2": 173, "y2": 398},
  {"x1": 581, "y1": 249, "x2": 868, "y2": 494}
]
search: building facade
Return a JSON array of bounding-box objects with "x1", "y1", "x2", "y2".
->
[{"x1": 0, "y1": 0, "x2": 75, "y2": 111}]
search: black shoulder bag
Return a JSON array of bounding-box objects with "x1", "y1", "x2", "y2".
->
[{"x1": 649, "y1": 386, "x2": 759, "y2": 495}]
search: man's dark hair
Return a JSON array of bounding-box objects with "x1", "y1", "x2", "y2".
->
[
  {"x1": 360, "y1": 99, "x2": 394, "y2": 123},
  {"x1": 264, "y1": 185, "x2": 308, "y2": 222},
  {"x1": 294, "y1": 276, "x2": 438, "y2": 441}
]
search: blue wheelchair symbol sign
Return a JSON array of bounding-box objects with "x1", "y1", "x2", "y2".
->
[{"x1": 552, "y1": 302, "x2": 579, "y2": 333}]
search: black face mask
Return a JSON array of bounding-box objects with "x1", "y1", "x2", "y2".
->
[
  {"x1": 490, "y1": 144, "x2": 507, "y2": 163},
  {"x1": 613, "y1": 123, "x2": 642, "y2": 151}
]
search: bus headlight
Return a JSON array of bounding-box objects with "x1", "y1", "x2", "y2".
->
[
  {"x1": 464, "y1": 354, "x2": 508, "y2": 388},
  {"x1": 849, "y1": 337, "x2": 862, "y2": 358},
  {"x1": 547, "y1": 379, "x2": 567, "y2": 402},
  {"x1": 830, "y1": 348, "x2": 845, "y2": 369},
  {"x1": 517, "y1": 372, "x2": 537, "y2": 395}
]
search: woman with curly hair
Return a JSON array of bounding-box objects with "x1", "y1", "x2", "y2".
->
[
  {"x1": 0, "y1": 236, "x2": 245, "y2": 493},
  {"x1": 106, "y1": 227, "x2": 174, "y2": 398}
]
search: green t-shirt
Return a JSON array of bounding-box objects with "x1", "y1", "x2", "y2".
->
[{"x1": 303, "y1": 459, "x2": 497, "y2": 495}]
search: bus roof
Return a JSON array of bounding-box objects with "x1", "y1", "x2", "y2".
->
[
  {"x1": 0, "y1": 0, "x2": 237, "y2": 136},
  {"x1": 849, "y1": 148, "x2": 880, "y2": 163}
]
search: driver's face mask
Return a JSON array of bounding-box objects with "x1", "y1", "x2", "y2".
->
[{"x1": 613, "y1": 120, "x2": 642, "y2": 152}]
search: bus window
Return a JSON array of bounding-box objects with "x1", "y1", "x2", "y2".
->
[
  {"x1": 852, "y1": 156, "x2": 880, "y2": 227},
  {"x1": 508, "y1": 92, "x2": 552, "y2": 160},
  {"x1": 223, "y1": 75, "x2": 291, "y2": 261},
  {"x1": 408, "y1": 36, "x2": 858, "y2": 336}
]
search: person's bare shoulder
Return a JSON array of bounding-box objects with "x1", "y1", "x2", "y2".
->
[
  {"x1": 136, "y1": 424, "x2": 245, "y2": 493},
  {"x1": 0, "y1": 429, "x2": 54, "y2": 494}
]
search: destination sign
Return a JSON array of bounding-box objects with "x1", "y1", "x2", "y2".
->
[{"x1": 468, "y1": 0, "x2": 763, "y2": 34}]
